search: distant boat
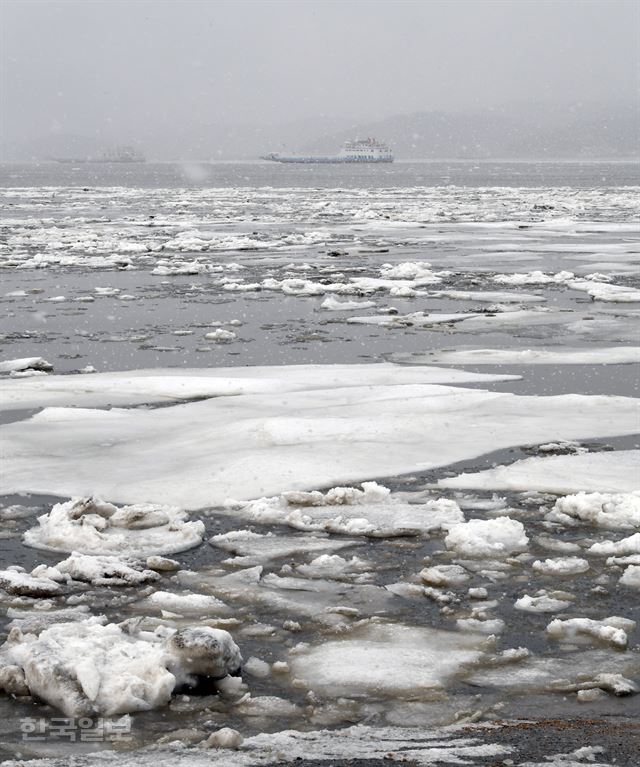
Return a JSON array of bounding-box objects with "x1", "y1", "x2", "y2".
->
[
  {"x1": 262, "y1": 138, "x2": 393, "y2": 164},
  {"x1": 52, "y1": 146, "x2": 146, "y2": 164}
]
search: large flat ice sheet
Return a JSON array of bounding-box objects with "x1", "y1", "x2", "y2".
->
[
  {"x1": 393, "y1": 347, "x2": 640, "y2": 366},
  {"x1": 0, "y1": 363, "x2": 518, "y2": 411},
  {"x1": 1, "y1": 366, "x2": 638, "y2": 509}
]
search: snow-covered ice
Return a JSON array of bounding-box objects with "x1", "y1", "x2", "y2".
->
[
  {"x1": 43, "y1": 552, "x2": 160, "y2": 587},
  {"x1": 0, "y1": 617, "x2": 241, "y2": 716},
  {"x1": 514, "y1": 593, "x2": 572, "y2": 613},
  {"x1": 547, "y1": 489, "x2": 640, "y2": 529},
  {"x1": 1, "y1": 367, "x2": 638, "y2": 509},
  {"x1": 0, "y1": 363, "x2": 518, "y2": 411},
  {"x1": 429, "y1": 289, "x2": 545, "y2": 303},
  {"x1": 23, "y1": 497, "x2": 205, "y2": 556},
  {"x1": 136, "y1": 590, "x2": 231, "y2": 616},
  {"x1": 620, "y1": 565, "x2": 640, "y2": 589},
  {"x1": 546, "y1": 616, "x2": 635, "y2": 648},
  {"x1": 492, "y1": 270, "x2": 575, "y2": 285},
  {"x1": 320, "y1": 296, "x2": 376, "y2": 311},
  {"x1": 588, "y1": 532, "x2": 640, "y2": 556},
  {"x1": 398, "y1": 347, "x2": 640, "y2": 366},
  {"x1": 346, "y1": 311, "x2": 481, "y2": 327},
  {"x1": 568, "y1": 279, "x2": 640, "y2": 303},
  {"x1": 1, "y1": 180, "x2": 639, "y2": 758},
  {"x1": 532, "y1": 557, "x2": 590, "y2": 576},
  {"x1": 444, "y1": 518, "x2": 528, "y2": 557},
  {"x1": 0, "y1": 568, "x2": 62, "y2": 598},
  {"x1": 0, "y1": 357, "x2": 53, "y2": 374},
  {"x1": 228, "y1": 482, "x2": 464, "y2": 538},
  {"x1": 439, "y1": 451, "x2": 640, "y2": 495}
]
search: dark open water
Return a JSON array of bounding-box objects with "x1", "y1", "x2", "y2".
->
[{"x1": 1, "y1": 159, "x2": 639, "y2": 189}]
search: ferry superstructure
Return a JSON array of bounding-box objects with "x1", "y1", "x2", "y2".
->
[{"x1": 262, "y1": 138, "x2": 393, "y2": 164}]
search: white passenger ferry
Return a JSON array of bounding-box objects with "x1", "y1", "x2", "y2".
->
[{"x1": 262, "y1": 138, "x2": 393, "y2": 164}]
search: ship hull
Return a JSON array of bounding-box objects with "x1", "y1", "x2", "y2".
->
[
  {"x1": 264, "y1": 156, "x2": 393, "y2": 164},
  {"x1": 52, "y1": 159, "x2": 146, "y2": 164}
]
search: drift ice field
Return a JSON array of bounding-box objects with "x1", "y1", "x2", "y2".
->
[{"x1": 0, "y1": 163, "x2": 639, "y2": 765}]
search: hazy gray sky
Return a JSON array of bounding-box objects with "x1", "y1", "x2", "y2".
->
[{"x1": 1, "y1": 0, "x2": 637, "y2": 147}]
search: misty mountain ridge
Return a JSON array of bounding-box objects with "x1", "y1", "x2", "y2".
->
[
  {"x1": 2, "y1": 102, "x2": 637, "y2": 162},
  {"x1": 301, "y1": 103, "x2": 638, "y2": 160}
]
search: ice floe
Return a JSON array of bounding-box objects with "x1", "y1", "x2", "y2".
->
[
  {"x1": 568, "y1": 279, "x2": 640, "y2": 303},
  {"x1": 0, "y1": 363, "x2": 518, "y2": 411},
  {"x1": 428, "y1": 289, "x2": 545, "y2": 303},
  {"x1": 467, "y1": 646, "x2": 640, "y2": 695},
  {"x1": 288, "y1": 619, "x2": 485, "y2": 697},
  {"x1": 439, "y1": 451, "x2": 640, "y2": 495},
  {"x1": 444, "y1": 518, "x2": 528, "y2": 558},
  {"x1": 136, "y1": 590, "x2": 230, "y2": 616},
  {"x1": 204, "y1": 329, "x2": 237, "y2": 342},
  {"x1": 493, "y1": 270, "x2": 575, "y2": 285},
  {"x1": 2, "y1": 366, "x2": 637, "y2": 509},
  {"x1": 209, "y1": 530, "x2": 357, "y2": 565},
  {"x1": 228, "y1": 483, "x2": 463, "y2": 538},
  {"x1": 532, "y1": 557, "x2": 590, "y2": 576},
  {"x1": 346, "y1": 311, "x2": 480, "y2": 327},
  {"x1": 0, "y1": 357, "x2": 53, "y2": 374},
  {"x1": 620, "y1": 565, "x2": 640, "y2": 589},
  {"x1": 0, "y1": 568, "x2": 62, "y2": 598},
  {"x1": 176, "y1": 564, "x2": 391, "y2": 622},
  {"x1": 320, "y1": 296, "x2": 376, "y2": 311},
  {"x1": 46, "y1": 552, "x2": 160, "y2": 586},
  {"x1": 588, "y1": 532, "x2": 640, "y2": 556},
  {"x1": 514, "y1": 593, "x2": 572, "y2": 613},
  {"x1": 0, "y1": 617, "x2": 241, "y2": 716},
  {"x1": 292, "y1": 553, "x2": 372, "y2": 581},
  {"x1": 396, "y1": 346, "x2": 640, "y2": 366},
  {"x1": 420, "y1": 564, "x2": 470, "y2": 587},
  {"x1": 23, "y1": 497, "x2": 205, "y2": 556},
  {"x1": 547, "y1": 489, "x2": 640, "y2": 529},
  {"x1": 546, "y1": 616, "x2": 635, "y2": 648}
]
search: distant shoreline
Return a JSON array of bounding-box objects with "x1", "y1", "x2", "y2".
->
[{"x1": 1, "y1": 157, "x2": 639, "y2": 165}]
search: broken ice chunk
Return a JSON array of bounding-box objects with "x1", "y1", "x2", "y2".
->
[
  {"x1": 0, "y1": 568, "x2": 62, "y2": 598},
  {"x1": 420, "y1": 564, "x2": 470, "y2": 587},
  {"x1": 548, "y1": 491, "x2": 640, "y2": 530},
  {"x1": 514, "y1": 592, "x2": 572, "y2": 613},
  {"x1": 167, "y1": 626, "x2": 242, "y2": 680},
  {"x1": 24, "y1": 497, "x2": 205, "y2": 557},
  {"x1": 546, "y1": 616, "x2": 635, "y2": 649},
  {"x1": 620, "y1": 565, "x2": 640, "y2": 589},
  {"x1": 588, "y1": 533, "x2": 640, "y2": 557},
  {"x1": 444, "y1": 518, "x2": 528, "y2": 558},
  {"x1": 532, "y1": 557, "x2": 590, "y2": 576},
  {"x1": 0, "y1": 618, "x2": 241, "y2": 716},
  {"x1": 136, "y1": 590, "x2": 230, "y2": 616},
  {"x1": 52, "y1": 552, "x2": 160, "y2": 586},
  {"x1": 230, "y1": 482, "x2": 464, "y2": 538},
  {"x1": 0, "y1": 357, "x2": 53, "y2": 374}
]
